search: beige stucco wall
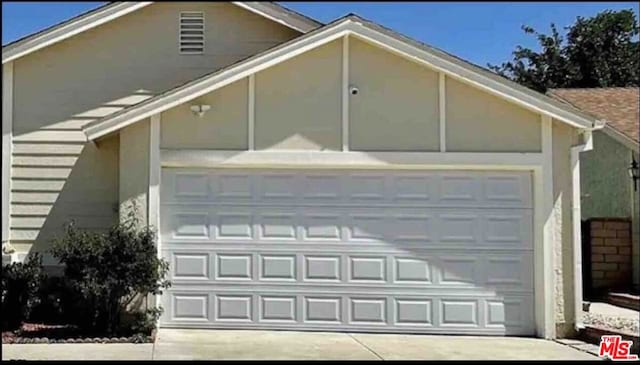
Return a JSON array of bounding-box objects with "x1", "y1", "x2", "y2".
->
[
  {"x1": 446, "y1": 76, "x2": 542, "y2": 152},
  {"x1": 552, "y1": 119, "x2": 579, "y2": 337},
  {"x1": 349, "y1": 38, "x2": 440, "y2": 151},
  {"x1": 119, "y1": 120, "x2": 150, "y2": 226},
  {"x1": 8, "y1": 2, "x2": 300, "y2": 256},
  {"x1": 162, "y1": 36, "x2": 545, "y2": 155},
  {"x1": 254, "y1": 39, "x2": 342, "y2": 151},
  {"x1": 161, "y1": 78, "x2": 249, "y2": 150}
]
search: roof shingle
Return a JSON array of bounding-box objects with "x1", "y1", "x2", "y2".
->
[{"x1": 548, "y1": 87, "x2": 639, "y2": 144}]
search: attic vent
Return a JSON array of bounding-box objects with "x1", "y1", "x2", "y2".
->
[{"x1": 179, "y1": 11, "x2": 205, "y2": 54}]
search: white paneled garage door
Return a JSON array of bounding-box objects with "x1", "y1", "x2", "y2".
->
[{"x1": 159, "y1": 168, "x2": 535, "y2": 335}]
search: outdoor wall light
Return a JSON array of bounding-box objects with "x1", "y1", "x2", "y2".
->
[
  {"x1": 190, "y1": 104, "x2": 211, "y2": 118},
  {"x1": 629, "y1": 156, "x2": 639, "y2": 191}
]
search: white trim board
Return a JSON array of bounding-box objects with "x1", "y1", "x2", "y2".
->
[
  {"x1": 231, "y1": 2, "x2": 321, "y2": 33},
  {"x1": 83, "y1": 16, "x2": 603, "y2": 141},
  {"x1": 539, "y1": 115, "x2": 555, "y2": 339},
  {"x1": 439, "y1": 73, "x2": 446, "y2": 152},
  {"x1": 341, "y1": 35, "x2": 350, "y2": 151},
  {"x1": 2, "y1": 62, "x2": 13, "y2": 245},
  {"x1": 148, "y1": 114, "x2": 161, "y2": 231},
  {"x1": 149, "y1": 114, "x2": 161, "y2": 314},
  {"x1": 248, "y1": 74, "x2": 255, "y2": 151},
  {"x1": 2, "y1": 2, "x2": 320, "y2": 64},
  {"x1": 160, "y1": 150, "x2": 544, "y2": 170}
]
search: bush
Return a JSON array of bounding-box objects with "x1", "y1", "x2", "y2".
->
[
  {"x1": 1, "y1": 253, "x2": 45, "y2": 330},
  {"x1": 29, "y1": 275, "x2": 79, "y2": 325},
  {"x1": 51, "y1": 213, "x2": 170, "y2": 336}
]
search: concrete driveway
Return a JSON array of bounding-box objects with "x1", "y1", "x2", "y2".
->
[{"x1": 2, "y1": 329, "x2": 600, "y2": 361}]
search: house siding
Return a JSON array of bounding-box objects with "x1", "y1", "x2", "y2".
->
[
  {"x1": 446, "y1": 76, "x2": 542, "y2": 152},
  {"x1": 580, "y1": 131, "x2": 639, "y2": 288},
  {"x1": 10, "y1": 135, "x2": 119, "y2": 265},
  {"x1": 580, "y1": 131, "x2": 633, "y2": 219},
  {"x1": 8, "y1": 2, "x2": 301, "y2": 256}
]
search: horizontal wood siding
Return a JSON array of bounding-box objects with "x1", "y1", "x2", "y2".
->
[{"x1": 8, "y1": 2, "x2": 300, "y2": 254}]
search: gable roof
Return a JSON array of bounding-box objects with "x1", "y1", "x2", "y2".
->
[
  {"x1": 83, "y1": 14, "x2": 606, "y2": 141},
  {"x1": 2, "y1": 2, "x2": 322, "y2": 64},
  {"x1": 548, "y1": 87, "x2": 639, "y2": 149}
]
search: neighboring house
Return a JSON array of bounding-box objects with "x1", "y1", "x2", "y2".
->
[
  {"x1": 548, "y1": 88, "x2": 640, "y2": 292},
  {"x1": 2, "y1": 2, "x2": 608, "y2": 339}
]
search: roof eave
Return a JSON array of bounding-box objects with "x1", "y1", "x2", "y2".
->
[
  {"x1": 232, "y1": 2, "x2": 322, "y2": 33},
  {"x1": 602, "y1": 124, "x2": 640, "y2": 151},
  {"x1": 2, "y1": 2, "x2": 153, "y2": 64}
]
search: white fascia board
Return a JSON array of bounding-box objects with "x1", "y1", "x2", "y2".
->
[
  {"x1": 2, "y1": 62, "x2": 13, "y2": 245},
  {"x1": 2, "y1": 2, "x2": 152, "y2": 64},
  {"x1": 84, "y1": 22, "x2": 353, "y2": 141},
  {"x1": 160, "y1": 150, "x2": 544, "y2": 170},
  {"x1": 346, "y1": 22, "x2": 596, "y2": 130},
  {"x1": 232, "y1": 2, "x2": 320, "y2": 33}
]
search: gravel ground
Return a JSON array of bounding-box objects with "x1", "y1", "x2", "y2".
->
[{"x1": 582, "y1": 311, "x2": 640, "y2": 336}]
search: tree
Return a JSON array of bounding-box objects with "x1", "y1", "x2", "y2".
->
[{"x1": 489, "y1": 9, "x2": 640, "y2": 93}]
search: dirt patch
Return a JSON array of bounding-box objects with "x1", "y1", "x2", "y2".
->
[{"x1": 2, "y1": 323, "x2": 154, "y2": 344}]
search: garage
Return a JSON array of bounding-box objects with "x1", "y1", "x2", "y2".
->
[
  {"x1": 159, "y1": 168, "x2": 535, "y2": 335},
  {"x1": 80, "y1": 15, "x2": 602, "y2": 338}
]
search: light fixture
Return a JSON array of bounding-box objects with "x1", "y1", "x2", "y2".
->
[
  {"x1": 629, "y1": 156, "x2": 639, "y2": 191},
  {"x1": 190, "y1": 104, "x2": 211, "y2": 118}
]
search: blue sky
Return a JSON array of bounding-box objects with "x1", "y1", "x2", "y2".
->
[{"x1": 2, "y1": 1, "x2": 638, "y2": 67}]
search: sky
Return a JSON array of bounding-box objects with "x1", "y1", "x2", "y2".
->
[{"x1": 2, "y1": 1, "x2": 638, "y2": 67}]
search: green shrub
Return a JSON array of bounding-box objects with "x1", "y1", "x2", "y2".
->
[
  {"x1": 29, "y1": 275, "x2": 80, "y2": 325},
  {"x1": 51, "y1": 213, "x2": 170, "y2": 335},
  {"x1": 1, "y1": 253, "x2": 45, "y2": 330}
]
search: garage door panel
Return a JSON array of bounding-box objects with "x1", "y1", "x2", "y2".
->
[
  {"x1": 161, "y1": 169, "x2": 532, "y2": 209},
  {"x1": 172, "y1": 253, "x2": 210, "y2": 280},
  {"x1": 163, "y1": 250, "x2": 533, "y2": 292},
  {"x1": 161, "y1": 206, "x2": 532, "y2": 249},
  {"x1": 161, "y1": 290, "x2": 533, "y2": 335},
  {"x1": 161, "y1": 168, "x2": 534, "y2": 335}
]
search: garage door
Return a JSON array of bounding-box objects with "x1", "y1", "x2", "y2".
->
[{"x1": 159, "y1": 168, "x2": 535, "y2": 335}]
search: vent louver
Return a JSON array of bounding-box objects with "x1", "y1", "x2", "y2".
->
[{"x1": 179, "y1": 11, "x2": 204, "y2": 54}]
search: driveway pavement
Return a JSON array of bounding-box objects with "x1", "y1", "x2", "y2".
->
[{"x1": 2, "y1": 329, "x2": 601, "y2": 360}]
